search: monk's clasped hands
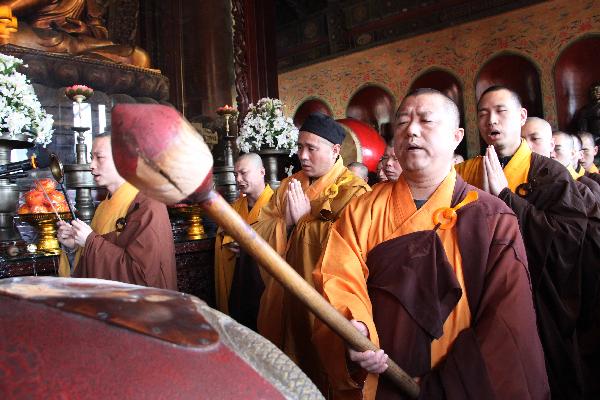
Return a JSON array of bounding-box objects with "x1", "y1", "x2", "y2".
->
[
  {"x1": 286, "y1": 179, "x2": 311, "y2": 227},
  {"x1": 482, "y1": 145, "x2": 509, "y2": 196}
]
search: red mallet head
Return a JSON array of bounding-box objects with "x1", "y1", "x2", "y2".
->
[{"x1": 111, "y1": 104, "x2": 214, "y2": 204}]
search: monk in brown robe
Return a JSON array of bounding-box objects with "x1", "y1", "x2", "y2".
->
[
  {"x1": 57, "y1": 134, "x2": 177, "y2": 290},
  {"x1": 532, "y1": 130, "x2": 600, "y2": 398},
  {"x1": 456, "y1": 86, "x2": 594, "y2": 399},
  {"x1": 552, "y1": 131, "x2": 585, "y2": 180},
  {"x1": 254, "y1": 112, "x2": 370, "y2": 393},
  {"x1": 314, "y1": 88, "x2": 549, "y2": 400},
  {"x1": 214, "y1": 153, "x2": 273, "y2": 331}
]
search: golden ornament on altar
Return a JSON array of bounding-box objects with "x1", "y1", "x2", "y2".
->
[
  {"x1": 168, "y1": 204, "x2": 206, "y2": 240},
  {"x1": 18, "y1": 212, "x2": 72, "y2": 254}
]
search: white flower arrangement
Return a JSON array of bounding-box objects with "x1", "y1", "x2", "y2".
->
[
  {"x1": 237, "y1": 98, "x2": 299, "y2": 155},
  {"x1": 0, "y1": 53, "x2": 54, "y2": 146}
]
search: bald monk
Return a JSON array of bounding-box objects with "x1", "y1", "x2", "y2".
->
[
  {"x1": 348, "y1": 162, "x2": 369, "y2": 183},
  {"x1": 214, "y1": 153, "x2": 273, "y2": 330},
  {"x1": 521, "y1": 116, "x2": 554, "y2": 157},
  {"x1": 551, "y1": 131, "x2": 583, "y2": 179},
  {"x1": 579, "y1": 131, "x2": 599, "y2": 174},
  {"x1": 522, "y1": 126, "x2": 600, "y2": 203},
  {"x1": 57, "y1": 134, "x2": 177, "y2": 289},
  {"x1": 381, "y1": 145, "x2": 402, "y2": 181},
  {"x1": 375, "y1": 160, "x2": 388, "y2": 183},
  {"x1": 314, "y1": 88, "x2": 548, "y2": 400},
  {"x1": 456, "y1": 85, "x2": 591, "y2": 399},
  {"x1": 253, "y1": 112, "x2": 370, "y2": 393}
]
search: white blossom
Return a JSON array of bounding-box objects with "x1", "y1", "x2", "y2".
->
[
  {"x1": 0, "y1": 53, "x2": 54, "y2": 146},
  {"x1": 238, "y1": 97, "x2": 298, "y2": 156}
]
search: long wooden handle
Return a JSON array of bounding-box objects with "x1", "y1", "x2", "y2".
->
[{"x1": 201, "y1": 191, "x2": 420, "y2": 399}]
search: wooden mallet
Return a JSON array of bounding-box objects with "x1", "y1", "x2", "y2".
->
[{"x1": 110, "y1": 104, "x2": 419, "y2": 399}]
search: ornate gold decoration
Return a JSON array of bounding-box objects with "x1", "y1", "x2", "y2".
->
[
  {"x1": 19, "y1": 212, "x2": 72, "y2": 254},
  {"x1": 168, "y1": 205, "x2": 206, "y2": 240}
]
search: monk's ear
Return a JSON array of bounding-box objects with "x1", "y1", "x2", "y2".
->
[
  {"x1": 519, "y1": 108, "x2": 528, "y2": 126},
  {"x1": 260, "y1": 167, "x2": 266, "y2": 177},
  {"x1": 594, "y1": 145, "x2": 598, "y2": 156},
  {"x1": 332, "y1": 143, "x2": 341, "y2": 157},
  {"x1": 453, "y1": 127, "x2": 464, "y2": 145}
]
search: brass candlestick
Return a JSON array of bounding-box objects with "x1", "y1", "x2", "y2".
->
[
  {"x1": 214, "y1": 105, "x2": 239, "y2": 203},
  {"x1": 64, "y1": 85, "x2": 96, "y2": 223}
]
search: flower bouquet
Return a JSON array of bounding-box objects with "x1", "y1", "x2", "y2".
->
[
  {"x1": 237, "y1": 98, "x2": 299, "y2": 156},
  {"x1": 0, "y1": 53, "x2": 54, "y2": 146}
]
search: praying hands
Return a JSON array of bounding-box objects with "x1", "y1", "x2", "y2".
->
[
  {"x1": 482, "y1": 145, "x2": 509, "y2": 196},
  {"x1": 285, "y1": 179, "x2": 311, "y2": 228}
]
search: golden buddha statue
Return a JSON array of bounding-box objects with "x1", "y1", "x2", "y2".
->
[{"x1": 0, "y1": 0, "x2": 151, "y2": 68}]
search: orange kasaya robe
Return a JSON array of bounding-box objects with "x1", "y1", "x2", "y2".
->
[
  {"x1": 589, "y1": 163, "x2": 599, "y2": 174},
  {"x1": 314, "y1": 169, "x2": 472, "y2": 400},
  {"x1": 253, "y1": 156, "x2": 370, "y2": 392},
  {"x1": 214, "y1": 184, "x2": 273, "y2": 314},
  {"x1": 455, "y1": 139, "x2": 531, "y2": 192},
  {"x1": 58, "y1": 181, "x2": 139, "y2": 278}
]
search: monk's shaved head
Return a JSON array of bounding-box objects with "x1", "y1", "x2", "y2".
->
[
  {"x1": 234, "y1": 152, "x2": 266, "y2": 201},
  {"x1": 399, "y1": 88, "x2": 460, "y2": 129},
  {"x1": 347, "y1": 162, "x2": 368, "y2": 182},
  {"x1": 521, "y1": 117, "x2": 553, "y2": 157},
  {"x1": 551, "y1": 131, "x2": 575, "y2": 168},
  {"x1": 236, "y1": 152, "x2": 264, "y2": 169}
]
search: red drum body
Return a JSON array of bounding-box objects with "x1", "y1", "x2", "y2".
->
[
  {"x1": 0, "y1": 277, "x2": 321, "y2": 399},
  {"x1": 337, "y1": 118, "x2": 386, "y2": 172}
]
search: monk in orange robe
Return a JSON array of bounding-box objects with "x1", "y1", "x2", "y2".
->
[
  {"x1": 456, "y1": 85, "x2": 600, "y2": 399},
  {"x1": 57, "y1": 134, "x2": 177, "y2": 290},
  {"x1": 214, "y1": 153, "x2": 273, "y2": 331},
  {"x1": 253, "y1": 112, "x2": 370, "y2": 393},
  {"x1": 314, "y1": 88, "x2": 548, "y2": 400}
]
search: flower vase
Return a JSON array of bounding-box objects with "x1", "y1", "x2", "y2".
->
[
  {"x1": 257, "y1": 147, "x2": 291, "y2": 190},
  {"x1": 0, "y1": 133, "x2": 35, "y2": 241}
]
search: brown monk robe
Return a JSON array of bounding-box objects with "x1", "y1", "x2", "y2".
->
[
  {"x1": 58, "y1": 135, "x2": 177, "y2": 290},
  {"x1": 456, "y1": 86, "x2": 591, "y2": 399},
  {"x1": 73, "y1": 190, "x2": 177, "y2": 290},
  {"x1": 254, "y1": 112, "x2": 370, "y2": 393},
  {"x1": 214, "y1": 154, "x2": 273, "y2": 330},
  {"x1": 573, "y1": 177, "x2": 600, "y2": 399},
  {"x1": 214, "y1": 187, "x2": 272, "y2": 305},
  {"x1": 217, "y1": 186, "x2": 272, "y2": 330},
  {"x1": 315, "y1": 89, "x2": 548, "y2": 400}
]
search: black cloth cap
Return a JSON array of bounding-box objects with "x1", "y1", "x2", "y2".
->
[{"x1": 300, "y1": 112, "x2": 346, "y2": 145}]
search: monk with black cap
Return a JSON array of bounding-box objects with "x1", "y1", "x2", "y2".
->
[{"x1": 254, "y1": 112, "x2": 371, "y2": 394}]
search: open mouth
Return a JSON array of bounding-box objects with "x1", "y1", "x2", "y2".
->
[{"x1": 488, "y1": 130, "x2": 501, "y2": 139}]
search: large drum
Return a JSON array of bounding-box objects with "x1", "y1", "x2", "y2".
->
[
  {"x1": 337, "y1": 118, "x2": 386, "y2": 172},
  {"x1": 0, "y1": 277, "x2": 322, "y2": 399}
]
